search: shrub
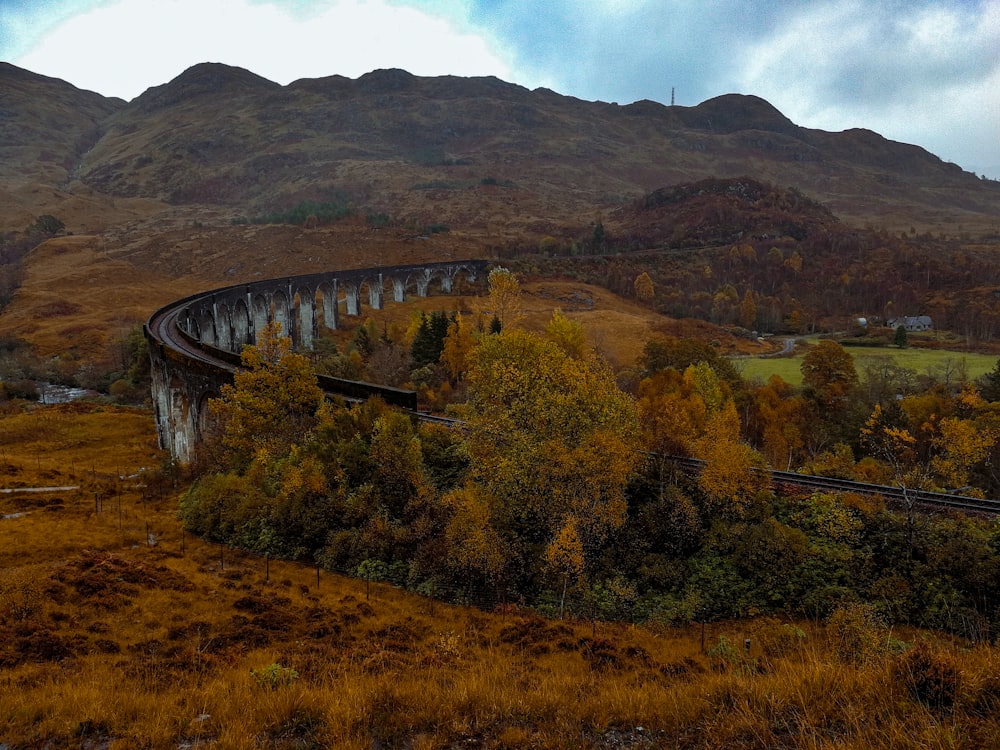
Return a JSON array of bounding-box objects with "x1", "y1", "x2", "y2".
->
[
  {"x1": 827, "y1": 602, "x2": 886, "y2": 665},
  {"x1": 895, "y1": 641, "x2": 960, "y2": 710},
  {"x1": 751, "y1": 617, "x2": 806, "y2": 661},
  {"x1": 707, "y1": 635, "x2": 757, "y2": 675},
  {"x1": 250, "y1": 662, "x2": 299, "y2": 689}
]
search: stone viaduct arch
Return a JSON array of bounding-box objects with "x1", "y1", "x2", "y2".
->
[{"x1": 146, "y1": 260, "x2": 487, "y2": 464}]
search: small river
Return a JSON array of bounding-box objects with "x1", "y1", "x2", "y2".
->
[{"x1": 36, "y1": 382, "x2": 97, "y2": 404}]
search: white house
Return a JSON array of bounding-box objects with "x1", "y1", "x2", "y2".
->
[{"x1": 887, "y1": 315, "x2": 932, "y2": 332}]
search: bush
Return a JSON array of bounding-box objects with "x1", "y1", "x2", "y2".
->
[
  {"x1": 706, "y1": 635, "x2": 757, "y2": 675},
  {"x1": 827, "y1": 602, "x2": 887, "y2": 665},
  {"x1": 250, "y1": 662, "x2": 299, "y2": 689},
  {"x1": 3, "y1": 378, "x2": 38, "y2": 401},
  {"x1": 895, "y1": 641, "x2": 960, "y2": 710}
]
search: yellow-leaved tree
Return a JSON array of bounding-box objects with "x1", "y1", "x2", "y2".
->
[
  {"x1": 633, "y1": 271, "x2": 655, "y2": 302},
  {"x1": 486, "y1": 266, "x2": 522, "y2": 331},
  {"x1": 931, "y1": 416, "x2": 995, "y2": 495},
  {"x1": 638, "y1": 360, "x2": 769, "y2": 516},
  {"x1": 545, "y1": 308, "x2": 590, "y2": 360},
  {"x1": 441, "y1": 312, "x2": 476, "y2": 383},
  {"x1": 210, "y1": 322, "x2": 326, "y2": 471},
  {"x1": 452, "y1": 328, "x2": 639, "y2": 589}
]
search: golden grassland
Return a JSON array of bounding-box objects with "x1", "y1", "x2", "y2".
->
[{"x1": 3, "y1": 403, "x2": 1000, "y2": 748}]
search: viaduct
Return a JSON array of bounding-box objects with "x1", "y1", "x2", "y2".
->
[{"x1": 145, "y1": 259, "x2": 487, "y2": 464}]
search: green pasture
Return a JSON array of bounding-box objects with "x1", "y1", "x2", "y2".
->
[{"x1": 734, "y1": 343, "x2": 999, "y2": 387}]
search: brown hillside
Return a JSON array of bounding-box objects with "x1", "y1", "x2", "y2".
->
[{"x1": 2, "y1": 62, "x2": 999, "y2": 238}]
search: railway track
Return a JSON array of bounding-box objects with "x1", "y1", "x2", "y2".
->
[{"x1": 664, "y1": 455, "x2": 1000, "y2": 515}]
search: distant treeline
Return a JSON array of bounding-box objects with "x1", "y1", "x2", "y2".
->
[
  {"x1": 232, "y1": 199, "x2": 356, "y2": 227},
  {"x1": 230, "y1": 199, "x2": 449, "y2": 235}
]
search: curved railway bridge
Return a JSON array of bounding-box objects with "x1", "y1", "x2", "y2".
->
[
  {"x1": 145, "y1": 257, "x2": 1000, "y2": 516},
  {"x1": 144, "y1": 259, "x2": 486, "y2": 463}
]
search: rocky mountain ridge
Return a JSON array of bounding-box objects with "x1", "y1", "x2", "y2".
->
[{"x1": 1, "y1": 61, "x2": 998, "y2": 237}]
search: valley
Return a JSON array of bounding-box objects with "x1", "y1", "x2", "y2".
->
[{"x1": 3, "y1": 61, "x2": 1000, "y2": 749}]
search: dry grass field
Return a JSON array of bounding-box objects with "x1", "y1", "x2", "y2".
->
[{"x1": 3, "y1": 403, "x2": 1000, "y2": 748}]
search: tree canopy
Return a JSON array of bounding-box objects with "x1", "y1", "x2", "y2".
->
[
  {"x1": 210, "y1": 322, "x2": 325, "y2": 470},
  {"x1": 458, "y1": 327, "x2": 640, "y2": 586}
]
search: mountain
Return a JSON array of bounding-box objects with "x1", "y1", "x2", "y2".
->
[
  {"x1": 1, "y1": 61, "x2": 998, "y2": 236},
  {"x1": 0, "y1": 62, "x2": 124, "y2": 186}
]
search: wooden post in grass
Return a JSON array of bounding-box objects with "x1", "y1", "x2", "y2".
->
[
  {"x1": 181, "y1": 529, "x2": 186, "y2": 556},
  {"x1": 220, "y1": 544, "x2": 225, "y2": 571},
  {"x1": 265, "y1": 554, "x2": 269, "y2": 582}
]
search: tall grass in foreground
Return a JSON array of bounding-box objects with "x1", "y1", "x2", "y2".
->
[{"x1": 3, "y1": 402, "x2": 1000, "y2": 748}]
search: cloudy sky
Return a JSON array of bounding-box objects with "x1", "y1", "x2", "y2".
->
[{"x1": 2, "y1": 0, "x2": 998, "y2": 177}]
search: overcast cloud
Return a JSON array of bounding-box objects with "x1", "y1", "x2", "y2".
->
[{"x1": 1, "y1": 0, "x2": 997, "y2": 177}]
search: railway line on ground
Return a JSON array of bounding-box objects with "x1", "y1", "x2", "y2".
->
[{"x1": 665, "y1": 456, "x2": 1000, "y2": 516}]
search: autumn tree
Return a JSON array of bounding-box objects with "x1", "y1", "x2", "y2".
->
[
  {"x1": 931, "y1": 416, "x2": 995, "y2": 494},
  {"x1": 801, "y1": 340, "x2": 859, "y2": 407},
  {"x1": 545, "y1": 308, "x2": 589, "y2": 360},
  {"x1": 637, "y1": 368, "x2": 705, "y2": 457},
  {"x1": 694, "y1": 402, "x2": 771, "y2": 516},
  {"x1": 860, "y1": 402, "x2": 930, "y2": 556},
  {"x1": 460, "y1": 329, "x2": 639, "y2": 588},
  {"x1": 683, "y1": 362, "x2": 770, "y2": 515},
  {"x1": 638, "y1": 361, "x2": 769, "y2": 516},
  {"x1": 545, "y1": 515, "x2": 585, "y2": 618},
  {"x1": 639, "y1": 336, "x2": 740, "y2": 386},
  {"x1": 740, "y1": 288, "x2": 757, "y2": 329},
  {"x1": 487, "y1": 266, "x2": 522, "y2": 331},
  {"x1": 634, "y1": 272, "x2": 655, "y2": 302},
  {"x1": 210, "y1": 322, "x2": 325, "y2": 471},
  {"x1": 801, "y1": 339, "x2": 862, "y2": 448},
  {"x1": 441, "y1": 312, "x2": 476, "y2": 383},
  {"x1": 443, "y1": 485, "x2": 505, "y2": 583},
  {"x1": 750, "y1": 375, "x2": 809, "y2": 470}
]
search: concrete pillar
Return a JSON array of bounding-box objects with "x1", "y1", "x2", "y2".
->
[
  {"x1": 345, "y1": 284, "x2": 360, "y2": 316},
  {"x1": 321, "y1": 280, "x2": 339, "y2": 330},
  {"x1": 369, "y1": 274, "x2": 384, "y2": 310},
  {"x1": 296, "y1": 288, "x2": 314, "y2": 350},
  {"x1": 416, "y1": 269, "x2": 432, "y2": 297}
]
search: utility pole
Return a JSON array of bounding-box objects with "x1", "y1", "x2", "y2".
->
[{"x1": 671, "y1": 87, "x2": 675, "y2": 106}]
